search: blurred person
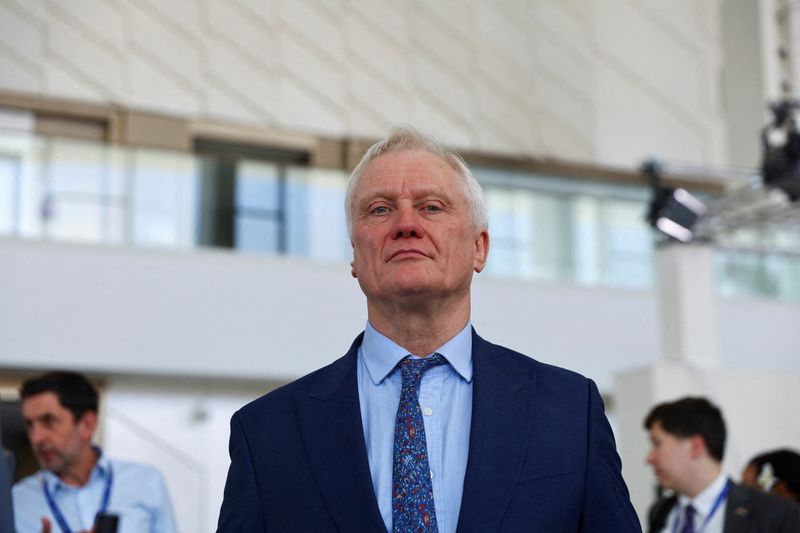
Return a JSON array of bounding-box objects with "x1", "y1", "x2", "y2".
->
[
  {"x1": 644, "y1": 396, "x2": 800, "y2": 532},
  {"x1": 741, "y1": 449, "x2": 800, "y2": 505},
  {"x1": 217, "y1": 126, "x2": 640, "y2": 532},
  {"x1": 13, "y1": 371, "x2": 177, "y2": 533}
]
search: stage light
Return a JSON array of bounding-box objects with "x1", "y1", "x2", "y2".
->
[{"x1": 643, "y1": 160, "x2": 707, "y2": 243}]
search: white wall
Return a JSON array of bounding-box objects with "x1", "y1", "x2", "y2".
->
[
  {"x1": 0, "y1": 0, "x2": 729, "y2": 168},
  {"x1": 2, "y1": 237, "x2": 799, "y2": 391}
]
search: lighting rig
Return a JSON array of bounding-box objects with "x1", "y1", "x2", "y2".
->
[{"x1": 645, "y1": 98, "x2": 800, "y2": 249}]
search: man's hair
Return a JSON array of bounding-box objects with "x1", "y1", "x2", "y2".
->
[
  {"x1": 20, "y1": 371, "x2": 98, "y2": 422},
  {"x1": 747, "y1": 448, "x2": 800, "y2": 500},
  {"x1": 644, "y1": 396, "x2": 726, "y2": 462},
  {"x1": 344, "y1": 125, "x2": 488, "y2": 238}
]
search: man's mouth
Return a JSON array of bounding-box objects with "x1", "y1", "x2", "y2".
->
[
  {"x1": 36, "y1": 449, "x2": 55, "y2": 462},
  {"x1": 388, "y1": 249, "x2": 428, "y2": 260}
]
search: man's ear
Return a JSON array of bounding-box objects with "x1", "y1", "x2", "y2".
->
[
  {"x1": 350, "y1": 243, "x2": 357, "y2": 278},
  {"x1": 77, "y1": 410, "x2": 98, "y2": 441},
  {"x1": 688, "y1": 434, "x2": 707, "y2": 459},
  {"x1": 473, "y1": 230, "x2": 489, "y2": 273}
]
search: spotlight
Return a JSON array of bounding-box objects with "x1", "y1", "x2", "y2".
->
[{"x1": 643, "y1": 160, "x2": 707, "y2": 243}]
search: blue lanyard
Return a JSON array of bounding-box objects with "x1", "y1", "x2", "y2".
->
[
  {"x1": 42, "y1": 464, "x2": 114, "y2": 533},
  {"x1": 671, "y1": 480, "x2": 730, "y2": 533}
]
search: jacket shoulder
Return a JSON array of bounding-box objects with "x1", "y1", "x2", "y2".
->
[
  {"x1": 474, "y1": 332, "x2": 592, "y2": 387},
  {"x1": 727, "y1": 481, "x2": 800, "y2": 529}
]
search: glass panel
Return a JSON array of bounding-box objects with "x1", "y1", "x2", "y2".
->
[
  {"x1": 236, "y1": 161, "x2": 280, "y2": 211},
  {"x1": 235, "y1": 216, "x2": 280, "y2": 253},
  {"x1": 131, "y1": 149, "x2": 198, "y2": 248},
  {"x1": 234, "y1": 161, "x2": 281, "y2": 253},
  {"x1": 285, "y1": 167, "x2": 350, "y2": 262},
  {"x1": 0, "y1": 155, "x2": 19, "y2": 234},
  {"x1": 598, "y1": 198, "x2": 654, "y2": 288}
]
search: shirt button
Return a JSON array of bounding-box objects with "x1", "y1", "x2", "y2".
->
[
  {"x1": 423, "y1": 406, "x2": 433, "y2": 416},
  {"x1": 430, "y1": 470, "x2": 435, "y2": 479}
]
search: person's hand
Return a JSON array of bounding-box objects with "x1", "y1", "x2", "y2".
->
[{"x1": 40, "y1": 517, "x2": 51, "y2": 533}]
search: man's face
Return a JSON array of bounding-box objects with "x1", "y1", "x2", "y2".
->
[
  {"x1": 350, "y1": 149, "x2": 488, "y2": 304},
  {"x1": 645, "y1": 421, "x2": 695, "y2": 493},
  {"x1": 22, "y1": 391, "x2": 94, "y2": 476}
]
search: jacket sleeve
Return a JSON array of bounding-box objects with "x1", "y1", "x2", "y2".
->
[
  {"x1": 216, "y1": 411, "x2": 266, "y2": 533},
  {"x1": 580, "y1": 379, "x2": 642, "y2": 532}
]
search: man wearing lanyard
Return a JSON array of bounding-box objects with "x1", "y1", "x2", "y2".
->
[
  {"x1": 12, "y1": 372, "x2": 178, "y2": 533},
  {"x1": 644, "y1": 397, "x2": 800, "y2": 533}
]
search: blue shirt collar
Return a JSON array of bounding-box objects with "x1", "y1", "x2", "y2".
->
[
  {"x1": 361, "y1": 320, "x2": 473, "y2": 385},
  {"x1": 42, "y1": 446, "x2": 110, "y2": 493}
]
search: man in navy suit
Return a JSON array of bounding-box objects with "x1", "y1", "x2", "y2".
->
[{"x1": 217, "y1": 126, "x2": 640, "y2": 532}]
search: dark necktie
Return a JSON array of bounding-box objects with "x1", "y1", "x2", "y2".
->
[
  {"x1": 392, "y1": 353, "x2": 446, "y2": 533},
  {"x1": 680, "y1": 504, "x2": 696, "y2": 533}
]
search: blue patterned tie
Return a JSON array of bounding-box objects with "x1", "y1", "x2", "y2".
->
[{"x1": 392, "y1": 353, "x2": 446, "y2": 533}]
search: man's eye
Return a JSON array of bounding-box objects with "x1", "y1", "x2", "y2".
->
[
  {"x1": 422, "y1": 204, "x2": 441, "y2": 212},
  {"x1": 372, "y1": 206, "x2": 389, "y2": 214}
]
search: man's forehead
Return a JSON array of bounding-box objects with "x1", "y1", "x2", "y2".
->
[{"x1": 22, "y1": 391, "x2": 65, "y2": 415}]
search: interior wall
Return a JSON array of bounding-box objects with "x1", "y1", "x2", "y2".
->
[
  {"x1": 2, "y1": 237, "x2": 799, "y2": 392},
  {"x1": 0, "y1": 0, "x2": 728, "y2": 167}
]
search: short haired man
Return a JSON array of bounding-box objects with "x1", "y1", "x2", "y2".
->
[
  {"x1": 13, "y1": 371, "x2": 178, "y2": 533},
  {"x1": 644, "y1": 396, "x2": 800, "y2": 533},
  {"x1": 217, "y1": 126, "x2": 640, "y2": 532}
]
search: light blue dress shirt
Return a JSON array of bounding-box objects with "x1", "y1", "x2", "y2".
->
[
  {"x1": 12, "y1": 449, "x2": 178, "y2": 533},
  {"x1": 357, "y1": 321, "x2": 473, "y2": 533}
]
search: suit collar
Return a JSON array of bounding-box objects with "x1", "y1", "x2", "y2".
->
[
  {"x1": 299, "y1": 333, "x2": 387, "y2": 532},
  {"x1": 456, "y1": 330, "x2": 538, "y2": 532}
]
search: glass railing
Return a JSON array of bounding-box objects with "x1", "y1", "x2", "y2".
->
[{"x1": 1, "y1": 131, "x2": 799, "y2": 301}]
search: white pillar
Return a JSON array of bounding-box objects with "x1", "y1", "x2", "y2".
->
[{"x1": 656, "y1": 243, "x2": 720, "y2": 366}]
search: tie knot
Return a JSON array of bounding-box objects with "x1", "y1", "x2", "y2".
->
[{"x1": 400, "y1": 353, "x2": 447, "y2": 386}]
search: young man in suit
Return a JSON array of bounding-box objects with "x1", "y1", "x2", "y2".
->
[
  {"x1": 644, "y1": 397, "x2": 800, "y2": 533},
  {"x1": 217, "y1": 126, "x2": 640, "y2": 532}
]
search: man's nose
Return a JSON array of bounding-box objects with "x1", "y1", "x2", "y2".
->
[
  {"x1": 27, "y1": 425, "x2": 46, "y2": 446},
  {"x1": 392, "y1": 205, "x2": 424, "y2": 239},
  {"x1": 645, "y1": 449, "x2": 655, "y2": 465}
]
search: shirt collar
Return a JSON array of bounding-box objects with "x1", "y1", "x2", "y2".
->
[
  {"x1": 678, "y1": 472, "x2": 729, "y2": 518},
  {"x1": 361, "y1": 320, "x2": 473, "y2": 385},
  {"x1": 42, "y1": 446, "x2": 110, "y2": 493}
]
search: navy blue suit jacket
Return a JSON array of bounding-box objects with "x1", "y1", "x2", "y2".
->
[{"x1": 217, "y1": 331, "x2": 641, "y2": 532}]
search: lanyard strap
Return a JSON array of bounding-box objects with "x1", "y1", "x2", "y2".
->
[
  {"x1": 42, "y1": 464, "x2": 114, "y2": 533},
  {"x1": 671, "y1": 480, "x2": 730, "y2": 533}
]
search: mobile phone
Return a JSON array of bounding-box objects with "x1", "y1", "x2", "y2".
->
[{"x1": 94, "y1": 513, "x2": 119, "y2": 533}]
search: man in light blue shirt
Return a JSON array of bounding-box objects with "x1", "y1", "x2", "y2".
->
[
  {"x1": 12, "y1": 371, "x2": 177, "y2": 533},
  {"x1": 358, "y1": 321, "x2": 473, "y2": 533}
]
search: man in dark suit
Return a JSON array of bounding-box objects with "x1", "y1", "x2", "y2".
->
[
  {"x1": 644, "y1": 397, "x2": 800, "y2": 533},
  {"x1": 217, "y1": 126, "x2": 640, "y2": 532}
]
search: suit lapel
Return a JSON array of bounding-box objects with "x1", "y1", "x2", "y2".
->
[
  {"x1": 297, "y1": 335, "x2": 387, "y2": 533},
  {"x1": 723, "y1": 482, "x2": 752, "y2": 533},
  {"x1": 456, "y1": 332, "x2": 537, "y2": 532}
]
